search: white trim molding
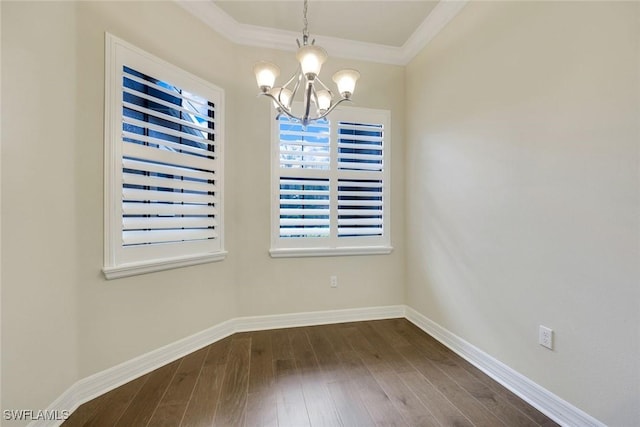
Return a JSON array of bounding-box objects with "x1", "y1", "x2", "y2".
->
[
  {"x1": 102, "y1": 251, "x2": 228, "y2": 280},
  {"x1": 34, "y1": 304, "x2": 605, "y2": 427},
  {"x1": 404, "y1": 306, "x2": 606, "y2": 427},
  {"x1": 174, "y1": 0, "x2": 468, "y2": 65},
  {"x1": 400, "y1": 0, "x2": 469, "y2": 63},
  {"x1": 270, "y1": 246, "x2": 393, "y2": 258},
  {"x1": 234, "y1": 305, "x2": 404, "y2": 332}
]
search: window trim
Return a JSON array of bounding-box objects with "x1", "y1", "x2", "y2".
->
[
  {"x1": 269, "y1": 105, "x2": 393, "y2": 258},
  {"x1": 103, "y1": 33, "x2": 226, "y2": 279},
  {"x1": 269, "y1": 246, "x2": 393, "y2": 258}
]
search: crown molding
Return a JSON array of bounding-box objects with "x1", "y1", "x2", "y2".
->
[
  {"x1": 400, "y1": 0, "x2": 469, "y2": 63},
  {"x1": 175, "y1": 0, "x2": 468, "y2": 66}
]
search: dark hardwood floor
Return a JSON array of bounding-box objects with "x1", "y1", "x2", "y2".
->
[{"x1": 63, "y1": 319, "x2": 559, "y2": 427}]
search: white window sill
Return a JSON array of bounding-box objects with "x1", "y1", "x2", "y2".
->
[
  {"x1": 103, "y1": 251, "x2": 228, "y2": 280},
  {"x1": 269, "y1": 246, "x2": 393, "y2": 258}
]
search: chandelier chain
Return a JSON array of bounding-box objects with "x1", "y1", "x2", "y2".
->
[{"x1": 302, "y1": 0, "x2": 309, "y2": 42}]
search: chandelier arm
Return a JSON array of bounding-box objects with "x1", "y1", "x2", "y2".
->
[
  {"x1": 316, "y1": 96, "x2": 353, "y2": 120},
  {"x1": 310, "y1": 84, "x2": 319, "y2": 110},
  {"x1": 313, "y1": 75, "x2": 331, "y2": 92},
  {"x1": 259, "y1": 91, "x2": 352, "y2": 125},
  {"x1": 282, "y1": 68, "x2": 300, "y2": 89},
  {"x1": 289, "y1": 71, "x2": 303, "y2": 101},
  {"x1": 302, "y1": 79, "x2": 315, "y2": 126},
  {"x1": 259, "y1": 92, "x2": 300, "y2": 121}
]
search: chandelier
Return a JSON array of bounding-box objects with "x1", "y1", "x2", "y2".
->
[{"x1": 253, "y1": 0, "x2": 360, "y2": 126}]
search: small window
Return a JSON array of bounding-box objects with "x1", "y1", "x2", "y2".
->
[
  {"x1": 270, "y1": 106, "x2": 392, "y2": 257},
  {"x1": 103, "y1": 34, "x2": 225, "y2": 279}
]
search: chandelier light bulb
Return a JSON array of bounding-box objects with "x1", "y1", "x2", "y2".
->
[
  {"x1": 316, "y1": 90, "x2": 332, "y2": 112},
  {"x1": 296, "y1": 45, "x2": 328, "y2": 79},
  {"x1": 254, "y1": 61, "x2": 280, "y2": 92},
  {"x1": 332, "y1": 69, "x2": 360, "y2": 99},
  {"x1": 270, "y1": 87, "x2": 293, "y2": 110}
]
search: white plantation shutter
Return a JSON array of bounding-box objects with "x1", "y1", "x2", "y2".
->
[
  {"x1": 278, "y1": 118, "x2": 330, "y2": 169},
  {"x1": 120, "y1": 66, "x2": 219, "y2": 247},
  {"x1": 279, "y1": 178, "x2": 330, "y2": 238},
  {"x1": 271, "y1": 106, "x2": 391, "y2": 256},
  {"x1": 104, "y1": 34, "x2": 225, "y2": 278},
  {"x1": 338, "y1": 179, "x2": 383, "y2": 237},
  {"x1": 337, "y1": 120, "x2": 384, "y2": 238},
  {"x1": 277, "y1": 117, "x2": 331, "y2": 241},
  {"x1": 338, "y1": 122, "x2": 383, "y2": 172}
]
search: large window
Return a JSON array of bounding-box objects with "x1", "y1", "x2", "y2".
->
[
  {"x1": 103, "y1": 34, "x2": 225, "y2": 279},
  {"x1": 271, "y1": 106, "x2": 392, "y2": 257}
]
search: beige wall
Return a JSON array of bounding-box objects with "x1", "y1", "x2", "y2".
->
[
  {"x1": 1, "y1": 0, "x2": 405, "y2": 418},
  {"x1": 405, "y1": 2, "x2": 639, "y2": 426},
  {"x1": 1, "y1": 1, "x2": 79, "y2": 418}
]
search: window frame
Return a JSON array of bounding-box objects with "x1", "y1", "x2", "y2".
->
[
  {"x1": 103, "y1": 33, "x2": 226, "y2": 279},
  {"x1": 270, "y1": 104, "x2": 392, "y2": 258}
]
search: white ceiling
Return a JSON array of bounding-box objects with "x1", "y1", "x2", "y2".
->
[
  {"x1": 176, "y1": 0, "x2": 468, "y2": 65},
  {"x1": 213, "y1": 1, "x2": 439, "y2": 47}
]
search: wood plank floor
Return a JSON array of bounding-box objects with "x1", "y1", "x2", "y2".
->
[{"x1": 63, "y1": 319, "x2": 559, "y2": 427}]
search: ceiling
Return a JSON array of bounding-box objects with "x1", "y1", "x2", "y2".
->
[
  {"x1": 176, "y1": 0, "x2": 468, "y2": 65},
  {"x1": 213, "y1": 1, "x2": 439, "y2": 47}
]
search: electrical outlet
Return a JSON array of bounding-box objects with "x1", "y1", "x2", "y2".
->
[
  {"x1": 539, "y1": 325, "x2": 553, "y2": 350},
  {"x1": 330, "y1": 275, "x2": 338, "y2": 288}
]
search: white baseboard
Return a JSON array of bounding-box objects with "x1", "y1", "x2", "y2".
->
[
  {"x1": 234, "y1": 305, "x2": 406, "y2": 332},
  {"x1": 404, "y1": 306, "x2": 606, "y2": 427},
  {"x1": 29, "y1": 318, "x2": 237, "y2": 427},
  {"x1": 33, "y1": 304, "x2": 603, "y2": 427},
  {"x1": 31, "y1": 305, "x2": 405, "y2": 427}
]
